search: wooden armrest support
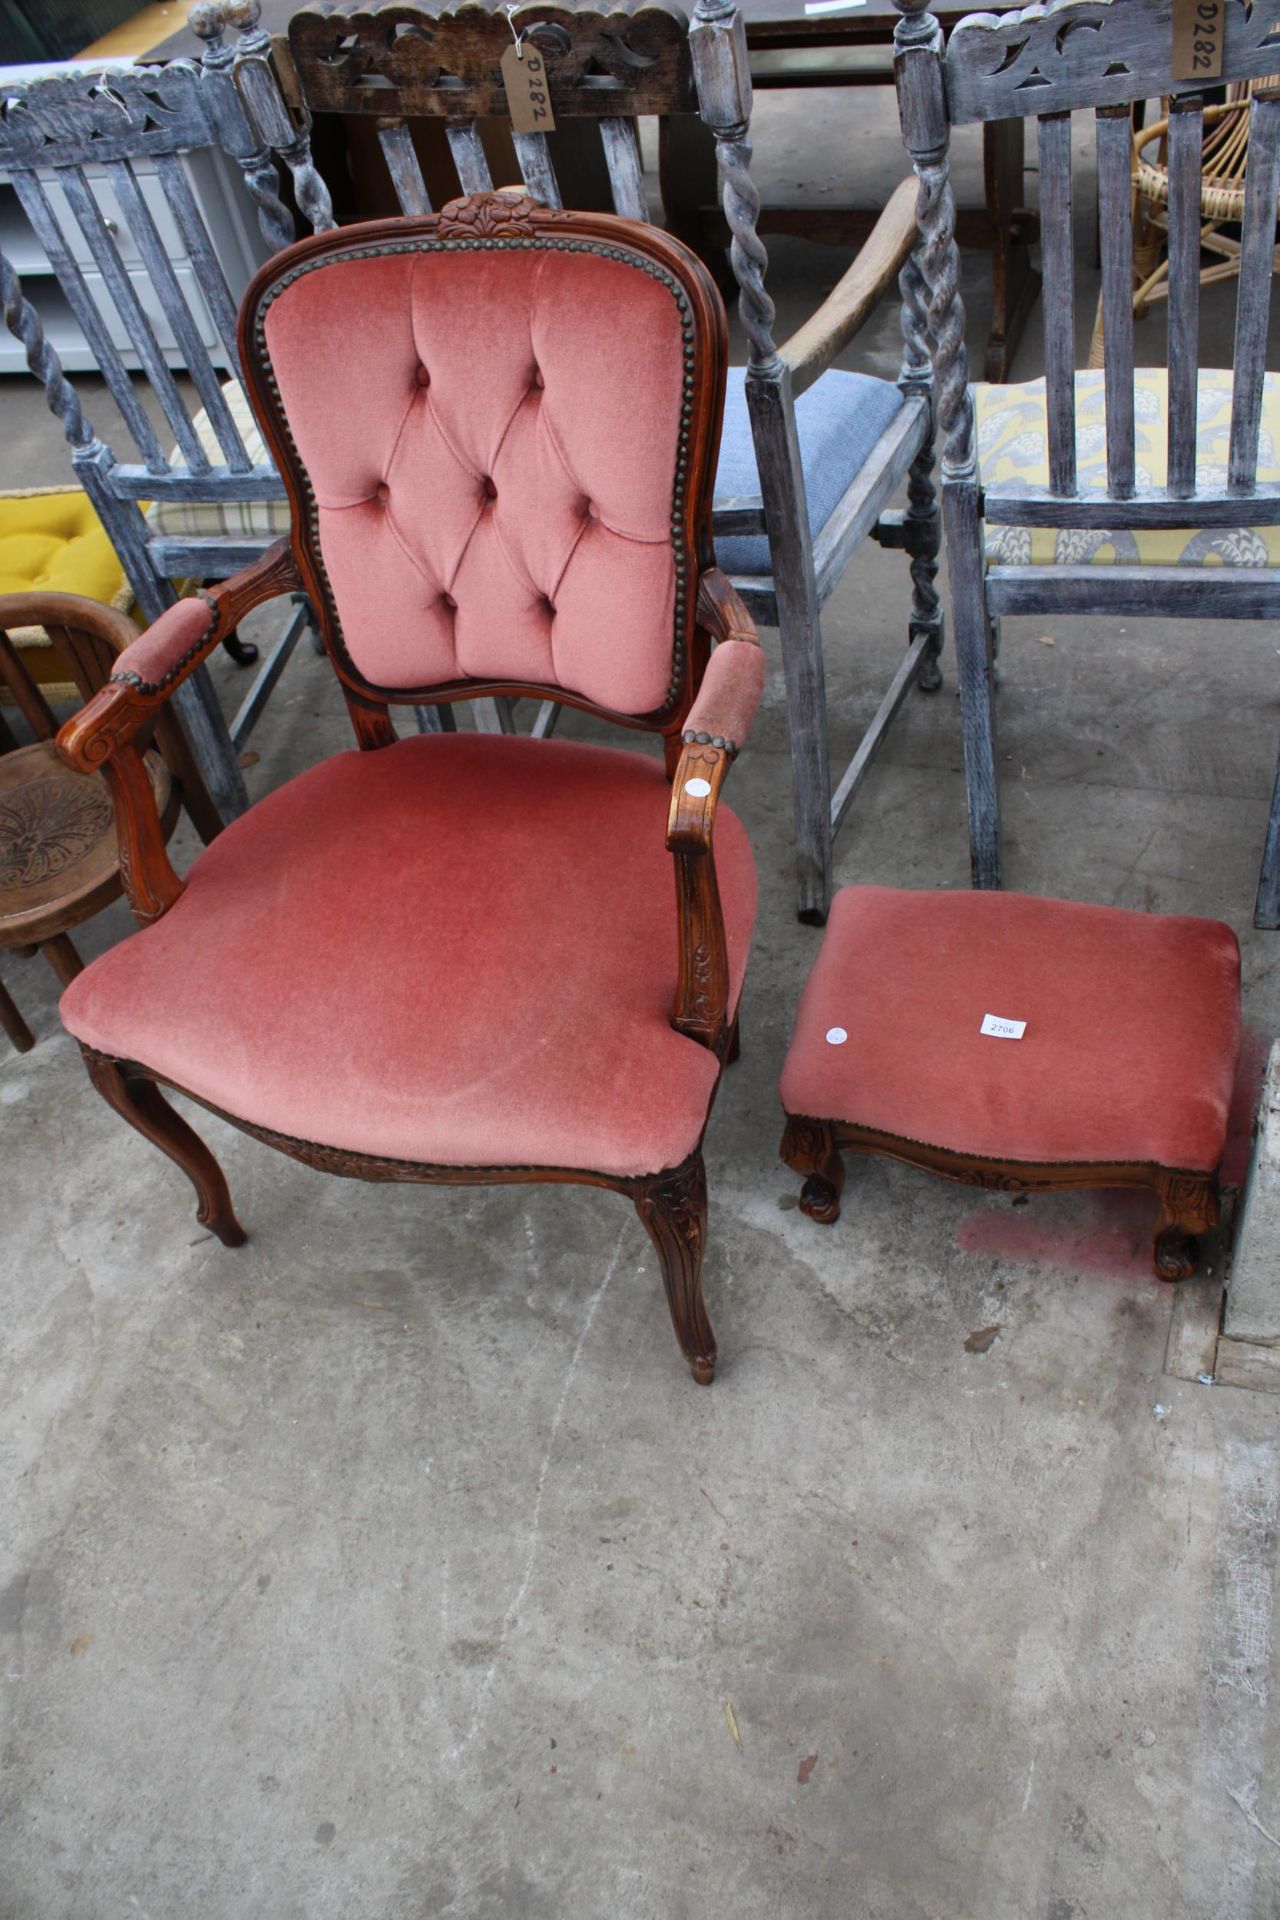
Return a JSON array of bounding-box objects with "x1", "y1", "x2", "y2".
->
[
  {"x1": 778, "y1": 177, "x2": 919, "y2": 398},
  {"x1": 686, "y1": 573, "x2": 764, "y2": 755},
  {"x1": 56, "y1": 540, "x2": 300, "y2": 775},
  {"x1": 667, "y1": 572, "x2": 762, "y2": 1047},
  {"x1": 668, "y1": 739, "x2": 733, "y2": 1052},
  {"x1": 53, "y1": 542, "x2": 299, "y2": 927}
]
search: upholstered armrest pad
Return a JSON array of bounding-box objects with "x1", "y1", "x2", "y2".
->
[
  {"x1": 682, "y1": 639, "x2": 765, "y2": 755},
  {"x1": 110, "y1": 596, "x2": 215, "y2": 694}
]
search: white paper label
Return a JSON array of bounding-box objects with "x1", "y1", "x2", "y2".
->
[
  {"x1": 825, "y1": 1027, "x2": 848, "y2": 1046},
  {"x1": 684, "y1": 777, "x2": 712, "y2": 797},
  {"x1": 980, "y1": 1013, "x2": 1026, "y2": 1040}
]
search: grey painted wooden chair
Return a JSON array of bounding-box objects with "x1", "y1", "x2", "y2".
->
[
  {"x1": 242, "y1": 0, "x2": 944, "y2": 922},
  {"x1": 894, "y1": 0, "x2": 1280, "y2": 930},
  {"x1": 0, "y1": 6, "x2": 312, "y2": 828}
]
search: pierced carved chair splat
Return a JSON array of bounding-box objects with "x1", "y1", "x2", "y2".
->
[
  {"x1": 894, "y1": 0, "x2": 1280, "y2": 929},
  {"x1": 53, "y1": 195, "x2": 765, "y2": 1385},
  {"x1": 232, "y1": 0, "x2": 943, "y2": 924}
]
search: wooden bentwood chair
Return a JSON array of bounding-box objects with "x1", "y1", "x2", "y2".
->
[
  {"x1": 54, "y1": 194, "x2": 764, "y2": 1385},
  {"x1": 230, "y1": 0, "x2": 942, "y2": 924},
  {"x1": 894, "y1": 0, "x2": 1280, "y2": 928},
  {"x1": 1, "y1": 591, "x2": 219, "y2": 1054}
]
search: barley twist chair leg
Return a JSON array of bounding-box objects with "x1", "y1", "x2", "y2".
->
[
  {"x1": 82, "y1": 1051, "x2": 247, "y2": 1248},
  {"x1": 943, "y1": 477, "x2": 1002, "y2": 889},
  {"x1": 633, "y1": 1152, "x2": 716, "y2": 1384},
  {"x1": 904, "y1": 441, "x2": 944, "y2": 693}
]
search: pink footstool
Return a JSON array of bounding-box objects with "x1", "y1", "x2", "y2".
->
[{"x1": 778, "y1": 887, "x2": 1242, "y2": 1278}]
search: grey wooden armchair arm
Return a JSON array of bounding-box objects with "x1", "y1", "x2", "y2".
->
[{"x1": 779, "y1": 177, "x2": 920, "y2": 397}]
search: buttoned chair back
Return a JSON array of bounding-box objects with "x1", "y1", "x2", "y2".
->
[
  {"x1": 243, "y1": 200, "x2": 724, "y2": 726},
  {"x1": 893, "y1": 0, "x2": 1280, "y2": 927}
]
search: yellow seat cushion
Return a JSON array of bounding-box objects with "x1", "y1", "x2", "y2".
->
[
  {"x1": 973, "y1": 367, "x2": 1280, "y2": 567},
  {"x1": 0, "y1": 488, "x2": 134, "y2": 695},
  {"x1": 146, "y1": 379, "x2": 290, "y2": 544}
]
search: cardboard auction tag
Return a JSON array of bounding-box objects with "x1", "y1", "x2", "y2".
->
[
  {"x1": 1173, "y1": 0, "x2": 1225, "y2": 82},
  {"x1": 980, "y1": 1014, "x2": 1026, "y2": 1041},
  {"x1": 501, "y1": 41, "x2": 556, "y2": 136}
]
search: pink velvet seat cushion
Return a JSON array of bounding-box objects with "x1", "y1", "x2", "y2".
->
[
  {"x1": 780, "y1": 887, "x2": 1241, "y2": 1172},
  {"x1": 61, "y1": 736, "x2": 756, "y2": 1179}
]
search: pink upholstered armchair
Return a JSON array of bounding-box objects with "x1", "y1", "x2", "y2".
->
[{"x1": 55, "y1": 194, "x2": 765, "y2": 1385}]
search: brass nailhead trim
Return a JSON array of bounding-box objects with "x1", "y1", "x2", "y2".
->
[{"x1": 253, "y1": 234, "x2": 699, "y2": 713}]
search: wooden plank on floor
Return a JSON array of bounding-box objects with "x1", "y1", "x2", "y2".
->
[
  {"x1": 1165, "y1": 1276, "x2": 1225, "y2": 1382},
  {"x1": 1213, "y1": 1337, "x2": 1280, "y2": 1395}
]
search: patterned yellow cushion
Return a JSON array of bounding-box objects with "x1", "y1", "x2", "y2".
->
[
  {"x1": 146, "y1": 378, "x2": 291, "y2": 543},
  {"x1": 973, "y1": 367, "x2": 1280, "y2": 567},
  {"x1": 0, "y1": 487, "x2": 134, "y2": 695}
]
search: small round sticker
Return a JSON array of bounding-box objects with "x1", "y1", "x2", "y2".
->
[
  {"x1": 684, "y1": 777, "x2": 712, "y2": 797},
  {"x1": 825, "y1": 1027, "x2": 848, "y2": 1046}
]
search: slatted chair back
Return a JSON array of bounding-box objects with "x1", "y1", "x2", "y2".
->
[
  {"x1": 276, "y1": 0, "x2": 696, "y2": 224},
  {"x1": 0, "y1": 48, "x2": 299, "y2": 609},
  {"x1": 239, "y1": 0, "x2": 779, "y2": 401},
  {"x1": 0, "y1": 5, "x2": 313, "y2": 821},
  {"x1": 898, "y1": 0, "x2": 1280, "y2": 532}
]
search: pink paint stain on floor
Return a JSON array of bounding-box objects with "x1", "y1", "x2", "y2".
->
[
  {"x1": 954, "y1": 1028, "x2": 1270, "y2": 1282},
  {"x1": 955, "y1": 1189, "x2": 1157, "y2": 1282}
]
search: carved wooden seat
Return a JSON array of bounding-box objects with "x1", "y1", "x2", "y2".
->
[
  {"x1": 53, "y1": 195, "x2": 764, "y2": 1385},
  {"x1": 893, "y1": 0, "x2": 1280, "y2": 931},
  {"x1": 779, "y1": 885, "x2": 1242, "y2": 1280},
  {"x1": 0, "y1": 592, "x2": 214, "y2": 1054},
  {"x1": 226, "y1": 0, "x2": 942, "y2": 924}
]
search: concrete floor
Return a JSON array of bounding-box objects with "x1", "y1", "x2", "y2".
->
[{"x1": 3, "y1": 89, "x2": 1280, "y2": 1920}]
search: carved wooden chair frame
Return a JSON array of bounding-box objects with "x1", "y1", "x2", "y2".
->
[
  {"x1": 225, "y1": 0, "x2": 944, "y2": 924},
  {"x1": 56, "y1": 193, "x2": 763, "y2": 1385},
  {"x1": 893, "y1": 0, "x2": 1280, "y2": 929}
]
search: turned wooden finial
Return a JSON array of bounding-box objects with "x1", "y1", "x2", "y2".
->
[
  {"x1": 187, "y1": 1, "x2": 227, "y2": 49},
  {"x1": 223, "y1": 0, "x2": 263, "y2": 28}
]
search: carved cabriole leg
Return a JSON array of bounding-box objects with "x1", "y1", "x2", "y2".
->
[
  {"x1": 633, "y1": 1152, "x2": 716, "y2": 1385},
  {"x1": 780, "y1": 1114, "x2": 845, "y2": 1224},
  {"x1": 82, "y1": 1049, "x2": 247, "y2": 1249},
  {"x1": 1152, "y1": 1172, "x2": 1219, "y2": 1282}
]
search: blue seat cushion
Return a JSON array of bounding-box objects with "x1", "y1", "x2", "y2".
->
[{"x1": 714, "y1": 365, "x2": 908, "y2": 577}]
